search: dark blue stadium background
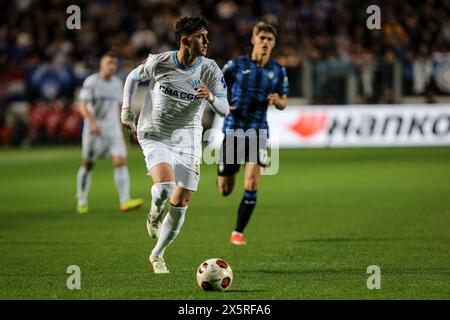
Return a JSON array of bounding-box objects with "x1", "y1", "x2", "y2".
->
[{"x1": 1, "y1": 0, "x2": 449, "y2": 146}]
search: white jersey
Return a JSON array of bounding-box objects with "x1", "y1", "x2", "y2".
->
[
  {"x1": 79, "y1": 73, "x2": 123, "y2": 136},
  {"x1": 132, "y1": 51, "x2": 228, "y2": 145}
]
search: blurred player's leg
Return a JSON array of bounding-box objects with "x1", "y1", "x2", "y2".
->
[
  {"x1": 217, "y1": 175, "x2": 237, "y2": 196},
  {"x1": 217, "y1": 135, "x2": 239, "y2": 196},
  {"x1": 76, "y1": 161, "x2": 94, "y2": 214},
  {"x1": 77, "y1": 131, "x2": 100, "y2": 214},
  {"x1": 113, "y1": 157, "x2": 130, "y2": 203},
  {"x1": 231, "y1": 163, "x2": 261, "y2": 245},
  {"x1": 112, "y1": 156, "x2": 144, "y2": 212},
  {"x1": 150, "y1": 186, "x2": 192, "y2": 273}
]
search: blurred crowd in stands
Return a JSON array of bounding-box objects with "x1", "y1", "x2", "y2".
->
[{"x1": 1, "y1": 0, "x2": 449, "y2": 146}]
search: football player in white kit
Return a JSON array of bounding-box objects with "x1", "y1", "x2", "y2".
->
[
  {"x1": 121, "y1": 17, "x2": 229, "y2": 274},
  {"x1": 76, "y1": 52, "x2": 144, "y2": 214}
]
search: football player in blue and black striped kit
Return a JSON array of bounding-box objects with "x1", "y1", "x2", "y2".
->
[{"x1": 217, "y1": 22, "x2": 289, "y2": 245}]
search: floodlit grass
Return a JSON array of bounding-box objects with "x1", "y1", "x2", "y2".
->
[{"x1": 1, "y1": 146, "x2": 450, "y2": 299}]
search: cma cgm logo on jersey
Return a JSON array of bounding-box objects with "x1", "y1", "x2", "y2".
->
[
  {"x1": 288, "y1": 112, "x2": 329, "y2": 138},
  {"x1": 159, "y1": 84, "x2": 196, "y2": 101}
]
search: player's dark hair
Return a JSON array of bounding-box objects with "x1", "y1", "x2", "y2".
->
[
  {"x1": 101, "y1": 51, "x2": 118, "y2": 59},
  {"x1": 174, "y1": 16, "x2": 208, "y2": 47},
  {"x1": 252, "y1": 22, "x2": 278, "y2": 38}
]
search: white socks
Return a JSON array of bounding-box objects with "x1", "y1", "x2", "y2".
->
[
  {"x1": 151, "y1": 182, "x2": 175, "y2": 212},
  {"x1": 114, "y1": 166, "x2": 131, "y2": 204},
  {"x1": 151, "y1": 205, "x2": 187, "y2": 258},
  {"x1": 76, "y1": 166, "x2": 92, "y2": 206},
  {"x1": 77, "y1": 165, "x2": 132, "y2": 206}
]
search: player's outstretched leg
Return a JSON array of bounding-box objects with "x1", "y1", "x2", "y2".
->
[
  {"x1": 147, "y1": 182, "x2": 175, "y2": 239},
  {"x1": 76, "y1": 161, "x2": 94, "y2": 214},
  {"x1": 150, "y1": 204, "x2": 187, "y2": 274}
]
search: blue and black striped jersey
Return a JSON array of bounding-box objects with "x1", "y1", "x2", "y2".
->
[{"x1": 222, "y1": 55, "x2": 289, "y2": 135}]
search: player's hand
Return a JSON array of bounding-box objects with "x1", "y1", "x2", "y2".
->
[
  {"x1": 195, "y1": 85, "x2": 214, "y2": 103},
  {"x1": 267, "y1": 93, "x2": 282, "y2": 107},
  {"x1": 121, "y1": 107, "x2": 137, "y2": 137},
  {"x1": 89, "y1": 121, "x2": 102, "y2": 135}
]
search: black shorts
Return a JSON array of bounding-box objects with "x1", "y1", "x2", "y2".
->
[{"x1": 217, "y1": 134, "x2": 268, "y2": 177}]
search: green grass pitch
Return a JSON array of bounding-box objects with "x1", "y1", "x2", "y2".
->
[{"x1": 1, "y1": 145, "x2": 450, "y2": 299}]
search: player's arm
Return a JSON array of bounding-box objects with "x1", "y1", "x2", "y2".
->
[
  {"x1": 195, "y1": 85, "x2": 229, "y2": 117},
  {"x1": 198, "y1": 62, "x2": 230, "y2": 117},
  {"x1": 267, "y1": 93, "x2": 288, "y2": 110},
  {"x1": 78, "y1": 78, "x2": 101, "y2": 135},
  {"x1": 121, "y1": 71, "x2": 139, "y2": 134},
  {"x1": 121, "y1": 55, "x2": 155, "y2": 134},
  {"x1": 268, "y1": 65, "x2": 289, "y2": 110}
]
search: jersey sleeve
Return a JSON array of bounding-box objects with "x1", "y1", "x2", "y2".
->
[
  {"x1": 203, "y1": 60, "x2": 229, "y2": 117},
  {"x1": 132, "y1": 53, "x2": 158, "y2": 82},
  {"x1": 79, "y1": 76, "x2": 94, "y2": 102},
  {"x1": 205, "y1": 60, "x2": 228, "y2": 100},
  {"x1": 222, "y1": 59, "x2": 236, "y2": 87},
  {"x1": 275, "y1": 66, "x2": 289, "y2": 96}
]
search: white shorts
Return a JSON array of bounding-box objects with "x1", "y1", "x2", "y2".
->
[
  {"x1": 139, "y1": 139, "x2": 201, "y2": 192},
  {"x1": 82, "y1": 131, "x2": 127, "y2": 162}
]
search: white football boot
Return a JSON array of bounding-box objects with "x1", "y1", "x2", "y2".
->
[{"x1": 150, "y1": 256, "x2": 170, "y2": 274}]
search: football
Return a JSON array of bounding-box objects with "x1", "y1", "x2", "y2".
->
[{"x1": 196, "y1": 258, "x2": 233, "y2": 291}]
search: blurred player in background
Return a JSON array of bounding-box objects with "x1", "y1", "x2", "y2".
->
[
  {"x1": 76, "y1": 52, "x2": 144, "y2": 214},
  {"x1": 121, "y1": 17, "x2": 229, "y2": 274},
  {"x1": 218, "y1": 22, "x2": 289, "y2": 245}
]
